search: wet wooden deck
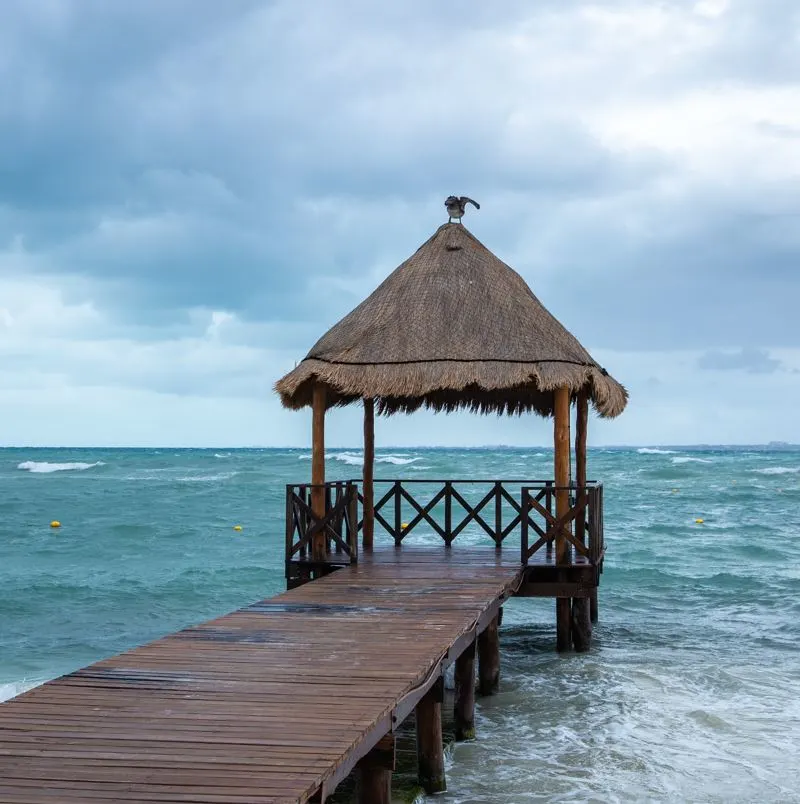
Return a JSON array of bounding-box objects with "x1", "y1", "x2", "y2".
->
[{"x1": 0, "y1": 548, "x2": 525, "y2": 804}]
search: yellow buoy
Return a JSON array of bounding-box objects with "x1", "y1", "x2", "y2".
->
[
  {"x1": 401, "y1": 522, "x2": 409, "y2": 530},
  {"x1": 233, "y1": 525, "x2": 243, "y2": 531},
  {"x1": 50, "y1": 520, "x2": 61, "y2": 528},
  {"x1": 672, "y1": 488, "x2": 679, "y2": 493},
  {"x1": 695, "y1": 518, "x2": 704, "y2": 524}
]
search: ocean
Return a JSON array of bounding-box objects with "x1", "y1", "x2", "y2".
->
[{"x1": 2, "y1": 446, "x2": 799, "y2": 802}]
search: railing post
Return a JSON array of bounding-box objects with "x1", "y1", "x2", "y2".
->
[
  {"x1": 494, "y1": 481, "x2": 502, "y2": 547},
  {"x1": 348, "y1": 483, "x2": 359, "y2": 562},
  {"x1": 520, "y1": 488, "x2": 529, "y2": 564},
  {"x1": 299, "y1": 486, "x2": 308, "y2": 559},
  {"x1": 285, "y1": 486, "x2": 294, "y2": 585},
  {"x1": 394, "y1": 480, "x2": 402, "y2": 545},
  {"x1": 444, "y1": 482, "x2": 452, "y2": 546}
]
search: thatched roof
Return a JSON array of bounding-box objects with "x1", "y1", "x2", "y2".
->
[{"x1": 276, "y1": 222, "x2": 627, "y2": 418}]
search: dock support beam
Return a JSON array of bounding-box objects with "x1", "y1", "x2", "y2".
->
[
  {"x1": 356, "y1": 734, "x2": 393, "y2": 804},
  {"x1": 478, "y1": 610, "x2": 501, "y2": 696},
  {"x1": 363, "y1": 398, "x2": 375, "y2": 551},
  {"x1": 311, "y1": 385, "x2": 326, "y2": 562},
  {"x1": 454, "y1": 639, "x2": 476, "y2": 740},
  {"x1": 590, "y1": 588, "x2": 599, "y2": 623},
  {"x1": 554, "y1": 386, "x2": 572, "y2": 652},
  {"x1": 416, "y1": 679, "x2": 446, "y2": 794}
]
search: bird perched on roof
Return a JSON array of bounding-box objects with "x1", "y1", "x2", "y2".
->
[{"x1": 445, "y1": 195, "x2": 480, "y2": 223}]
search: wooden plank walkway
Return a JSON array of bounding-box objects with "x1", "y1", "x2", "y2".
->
[{"x1": 0, "y1": 548, "x2": 524, "y2": 804}]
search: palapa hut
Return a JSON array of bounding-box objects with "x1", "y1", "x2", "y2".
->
[{"x1": 276, "y1": 206, "x2": 627, "y2": 649}]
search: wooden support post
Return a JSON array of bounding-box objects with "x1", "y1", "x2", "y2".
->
[
  {"x1": 590, "y1": 588, "x2": 599, "y2": 623},
  {"x1": 572, "y1": 388, "x2": 592, "y2": 651},
  {"x1": 311, "y1": 385, "x2": 326, "y2": 562},
  {"x1": 356, "y1": 734, "x2": 394, "y2": 804},
  {"x1": 478, "y1": 611, "x2": 501, "y2": 696},
  {"x1": 572, "y1": 597, "x2": 592, "y2": 652},
  {"x1": 416, "y1": 680, "x2": 446, "y2": 794},
  {"x1": 454, "y1": 639, "x2": 476, "y2": 740},
  {"x1": 362, "y1": 398, "x2": 375, "y2": 551},
  {"x1": 554, "y1": 386, "x2": 572, "y2": 652},
  {"x1": 575, "y1": 389, "x2": 588, "y2": 545}
]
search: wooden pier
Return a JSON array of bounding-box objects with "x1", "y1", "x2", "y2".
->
[{"x1": 3, "y1": 548, "x2": 530, "y2": 803}]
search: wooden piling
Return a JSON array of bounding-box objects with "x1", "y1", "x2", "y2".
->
[
  {"x1": 590, "y1": 588, "x2": 599, "y2": 623},
  {"x1": 554, "y1": 386, "x2": 572, "y2": 651},
  {"x1": 572, "y1": 597, "x2": 592, "y2": 652},
  {"x1": 311, "y1": 385, "x2": 326, "y2": 562},
  {"x1": 454, "y1": 639, "x2": 476, "y2": 740},
  {"x1": 363, "y1": 398, "x2": 375, "y2": 551},
  {"x1": 478, "y1": 612, "x2": 501, "y2": 696},
  {"x1": 356, "y1": 733, "x2": 394, "y2": 804},
  {"x1": 416, "y1": 680, "x2": 446, "y2": 794}
]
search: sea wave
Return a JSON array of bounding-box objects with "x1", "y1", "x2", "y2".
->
[
  {"x1": 297, "y1": 452, "x2": 421, "y2": 466},
  {"x1": 638, "y1": 448, "x2": 677, "y2": 455},
  {"x1": 753, "y1": 467, "x2": 800, "y2": 475},
  {"x1": 671, "y1": 457, "x2": 713, "y2": 464},
  {"x1": 17, "y1": 461, "x2": 105, "y2": 474},
  {"x1": 213, "y1": 453, "x2": 232, "y2": 459},
  {"x1": 176, "y1": 472, "x2": 239, "y2": 483}
]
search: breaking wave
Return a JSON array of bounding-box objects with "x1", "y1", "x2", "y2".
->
[
  {"x1": 753, "y1": 467, "x2": 799, "y2": 475},
  {"x1": 671, "y1": 457, "x2": 713, "y2": 465},
  {"x1": 637, "y1": 448, "x2": 677, "y2": 455},
  {"x1": 17, "y1": 461, "x2": 105, "y2": 474}
]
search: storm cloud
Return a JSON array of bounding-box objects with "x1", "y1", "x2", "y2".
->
[{"x1": 1, "y1": 0, "x2": 799, "y2": 445}]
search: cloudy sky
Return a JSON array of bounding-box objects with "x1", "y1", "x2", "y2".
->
[{"x1": 1, "y1": 0, "x2": 798, "y2": 447}]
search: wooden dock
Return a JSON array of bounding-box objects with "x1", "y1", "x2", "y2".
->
[{"x1": 0, "y1": 547, "x2": 526, "y2": 804}]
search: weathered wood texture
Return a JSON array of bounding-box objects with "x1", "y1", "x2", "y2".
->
[
  {"x1": 416, "y1": 681, "x2": 445, "y2": 794},
  {"x1": 0, "y1": 548, "x2": 521, "y2": 804},
  {"x1": 477, "y1": 613, "x2": 501, "y2": 696},
  {"x1": 453, "y1": 640, "x2": 476, "y2": 741},
  {"x1": 355, "y1": 734, "x2": 393, "y2": 804}
]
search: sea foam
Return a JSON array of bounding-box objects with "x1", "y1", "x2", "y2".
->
[
  {"x1": 637, "y1": 448, "x2": 677, "y2": 455},
  {"x1": 671, "y1": 457, "x2": 713, "y2": 464},
  {"x1": 17, "y1": 461, "x2": 105, "y2": 474},
  {"x1": 753, "y1": 466, "x2": 799, "y2": 475}
]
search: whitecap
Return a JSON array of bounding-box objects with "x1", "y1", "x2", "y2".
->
[
  {"x1": 753, "y1": 467, "x2": 800, "y2": 475},
  {"x1": 638, "y1": 448, "x2": 677, "y2": 455},
  {"x1": 329, "y1": 452, "x2": 365, "y2": 466},
  {"x1": 213, "y1": 453, "x2": 232, "y2": 459},
  {"x1": 671, "y1": 457, "x2": 713, "y2": 464},
  {"x1": 17, "y1": 461, "x2": 105, "y2": 474},
  {"x1": 176, "y1": 472, "x2": 238, "y2": 482},
  {"x1": 376, "y1": 455, "x2": 420, "y2": 465}
]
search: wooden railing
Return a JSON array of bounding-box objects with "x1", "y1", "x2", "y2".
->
[
  {"x1": 285, "y1": 479, "x2": 604, "y2": 581},
  {"x1": 285, "y1": 482, "x2": 359, "y2": 568},
  {"x1": 361, "y1": 479, "x2": 554, "y2": 547},
  {"x1": 520, "y1": 482, "x2": 604, "y2": 565}
]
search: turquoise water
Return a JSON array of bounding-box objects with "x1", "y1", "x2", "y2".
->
[{"x1": 2, "y1": 446, "x2": 799, "y2": 802}]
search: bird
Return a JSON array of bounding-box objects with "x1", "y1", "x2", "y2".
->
[{"x1": 445, "y1": 195, "x2": 480, "y2": 223}]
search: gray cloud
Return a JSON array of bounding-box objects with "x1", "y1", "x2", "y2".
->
[
  {"x1": 697, "y1": 347, "x2": 783, "y2": 374},
  {"x1": 1, "y1": 0, "x2": 800, "y2": 446}
]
